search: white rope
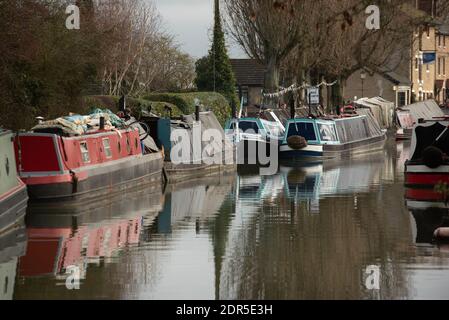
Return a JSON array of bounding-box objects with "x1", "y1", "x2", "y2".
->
[{"x1": 262, "y1": 80, "x2": 338, "y2": 98}]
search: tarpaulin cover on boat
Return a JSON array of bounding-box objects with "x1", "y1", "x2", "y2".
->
[
  {"x1": 126, "y1": 118, "x2": 159, "y2": 153},
  {"x1": 175, "y1": 112, "x2": 234, "y2": 163},
  {"x1": 31, "y1": 109, "x2": 126, "y2": 136},
  {"x1": 354, "y1": 97, "x2": 395, "y2": 129},
  {"x1": 335, "y1": 114, "x2": 383, "y2": 144},
  {"x1": 396, "y1": 112, "x2": 415, "y2": 129},
  {"x1": 399, "y1": 100, "x2": 444, "y2": 126}
]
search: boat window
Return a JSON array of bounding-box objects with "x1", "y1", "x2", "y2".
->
[
  {"x1": 4, "y1": 276, "x2": 8, "y2": 294},
  {"x1": 238, "y1": 121, "x2": 259, "y2": 134},
  {"x1": 126, "y1": 136, "x2": 131, "y2": 154},
  {"x1": 318, "y1": 123, "x2": 338, "y2": 142},
  {"x1": 103, "y1": 138, "x2": 112, "y2": 158},
  {"x1": 80, "y1": 142, "x2": 90, "y2": 163},
  {"x1": 264, "y1": 122, "x2": 285, "y2": 138},
  {"x1": 5, "y1": 157, "x2": 9, "y2": 176},
  {"x1": 287, "y1": 122, "x2": 317, "y2": 141}
]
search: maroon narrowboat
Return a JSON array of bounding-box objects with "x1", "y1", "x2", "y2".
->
[
  {"x1": 14, "y1": 120, "x2": 164, "y2": 201},
  {"x1": 405, "y1": 120, "x2": 449, "y2": 188}
]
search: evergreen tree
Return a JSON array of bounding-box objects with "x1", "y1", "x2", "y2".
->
[{"x1": 195, "y1": 0, "x2": 237, "y2": 106}]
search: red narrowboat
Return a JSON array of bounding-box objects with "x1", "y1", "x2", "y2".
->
[
  {"x1": 405, "y1": 120, "x2": 449, "y2": 188},
  {"x1": 14, "y1": 113, "x2": 164, "y2": 201}
]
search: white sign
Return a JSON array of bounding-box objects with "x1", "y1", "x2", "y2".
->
[
  {"x1": 307, "y1": 87, "x2": 320, "y2": 105},
  {"x1": 364, "y1": 265, "x2": 380, "y2": 290}
]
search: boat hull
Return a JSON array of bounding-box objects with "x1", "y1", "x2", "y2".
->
[
  {"x1": 280, "y1": 135, "x2": 387, "y2": 161},
  {"x1": 24, "y1": 152, "x2": 164, "y2": 201},
  {"x1": 405, "y1": 164, "x2": 449, "y2": 188},
  {"x1": 236, "y1": 139, "x2": 279, "y2": 164},
  {"x1": 0, "y1": 182, "x2": 28, "y2": 233},
  {"x1": 164, "y1": 162, "x2": 237, "y2": 184}
]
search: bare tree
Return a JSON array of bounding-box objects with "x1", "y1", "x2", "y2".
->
[
  {"x1": 224, "y1": 0, "x2": 326, "y2": 91},
  {"x1": 94, "y1": 0, "x2": 195, "y2": 96},
  {"x1": 224, "y1": 0, "x2": 449, "y2": 95}
]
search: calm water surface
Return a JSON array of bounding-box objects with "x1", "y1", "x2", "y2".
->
[{"x1": 2, "y1": 140, "x2": 449, "y2": 300}]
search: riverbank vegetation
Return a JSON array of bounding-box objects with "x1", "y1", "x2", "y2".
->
[{"x1": 0, "y1": 0, "x2": 197, "y2": 130}]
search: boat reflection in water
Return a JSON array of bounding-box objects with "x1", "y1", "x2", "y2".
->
[
  {"x1": 14, "y1": 142, "x2": 449, "y2": 300},
  {"x1": 219, "y1": 150, "x2": 413, "y2": 300},
  {"x1": 0, "y1": 224, "x2": 27, "y2": 300},
  {"x1": 14, "y1": 186, "x2": 164, "y2": 299},
  {"x1": 155, "y1": 175, "x2": 235, "y2": 234},
  {"x1": 13, "y1": 175, "x2": 235, "y2": 299},
  {"x1": 404, "y1": 192, "x2": 449, "y2": 300}
]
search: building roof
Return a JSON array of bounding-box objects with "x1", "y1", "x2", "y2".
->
[
  {"x1": 364, "y1": 66, "x2": 411, "y2": 86},
  {"x1": 230, "y1": 59, "x2": 266, "y2": 87},
  {"x1": 382, "y1": 70, "x2": 412, "y2": 86},
  {"x1": 437, "y1": 23, "x2": 449, "y2": 35}
]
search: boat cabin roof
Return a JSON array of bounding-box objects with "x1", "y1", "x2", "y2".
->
[
  {"x1": 284, "y1": 114, "x2": 383, "y2": 144},
  {"x1": 0, "y1": 128, "x2": 10, "y2": 137},
  {"x1": 226, "y1": 117, "x2": 285, "y2": 137}
]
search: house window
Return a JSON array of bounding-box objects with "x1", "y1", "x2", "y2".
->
[
  {"x1": 439, "y1": 35, "x2": 442, "y2": 47},
  {"x1": 415, "y1": 57, "x2": 419, "y2": 70},
  {"x1": 103, "y1": 138, "x2": 112, "y2": 158},
  {"x1": 80, "y1": 142, "x2": 90, "y2": 163},
  {"x1": 438, "y1": 58, "x2": 441, "y2": 74},
  {"x1": 426, "y1": 26, "x2": 430, "y2": 38},
  {"x1": 398, "y1": 92, "x2": 406, "y2": 107},
  {"x1": 419, "y1": 60, "x2": 423, "y2": 80},
  {"x1": 237, "y1": 86, "x2": 249, "y2": 107}
]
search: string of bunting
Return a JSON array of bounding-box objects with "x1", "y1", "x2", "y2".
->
[{"x1": 263, "y1": 80, "x2": 338, "y2": 98}]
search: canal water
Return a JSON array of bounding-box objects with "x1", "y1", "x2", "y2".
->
[{"x1": 2, "y1": 139, "x2": 449, "y2": 300}]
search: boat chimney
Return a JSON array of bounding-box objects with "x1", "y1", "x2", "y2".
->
[
  {"x1": 195, "y1": 104, "x2": 200, "y2": 122},
  {"x1": 119, "y1": 95, "x2": 126, "y2": 113},
  {"x1": 99, "y1": 116, "x2": 105, "y2": 130},
  {"x1": 290, "y1": 100, "x2": 295, "y2": 119}
]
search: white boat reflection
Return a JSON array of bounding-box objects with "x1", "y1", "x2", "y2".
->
[
  {"x1": 155, "y1": 175, "x2": 235, "y2": 233},
  {"x1": 235, "y1": 152, "x2": 396, "y2": 206},
  {"x1": 0, "y1": 224, "x2": 27, "y2": 300}
]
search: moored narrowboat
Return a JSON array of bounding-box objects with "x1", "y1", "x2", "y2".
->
[
  {"x1": 224, "y1": 112, "x2": 285, "y2": 163},
  {"x1": 405, "y1": 119, "x2": 449, "y2": 188},
  {"x1": 138, "y1": 108, "x2": 236, "y2": 184},
  {"x1": 0, "y1": 129, "x2": 28, "y2": 233},
  {"x1": 280, "y1": 114, "x2": 387, "y2": 161},
  {"x1": 14, "y1": 110, "x2": 164, "y2": 201}
]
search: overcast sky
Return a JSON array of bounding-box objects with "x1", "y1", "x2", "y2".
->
[{"x1": 152, "y1": 0, "x2": 246, "y2": 59}]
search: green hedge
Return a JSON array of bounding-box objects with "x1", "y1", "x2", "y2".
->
[
  {"x1": 144, "y1": 92, "x2": 231, "y2": 125},
  {"x1": 83, "y1": 96, "x2": 182, "y2": 118}
]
